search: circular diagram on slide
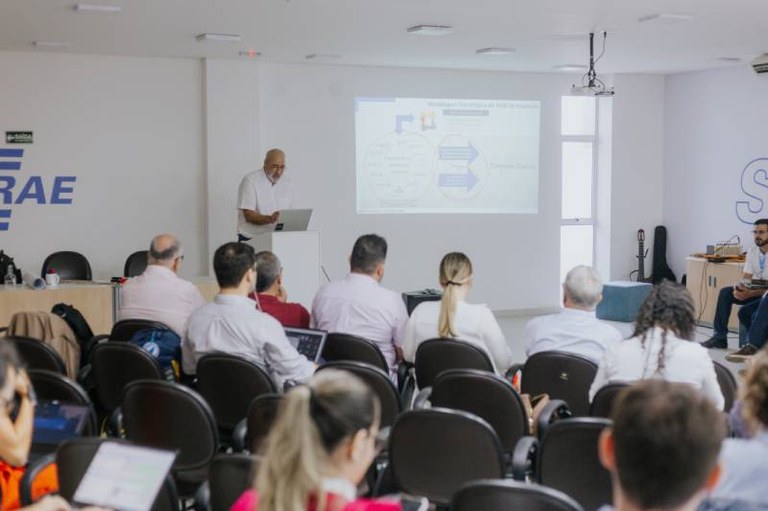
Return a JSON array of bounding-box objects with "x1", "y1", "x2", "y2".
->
[
  {"x1": 435, "y1": 135, "x2": 488, "y2": 201},
  {"x1": 364, "y1": 132, "x2": 435, "y2": 201}
]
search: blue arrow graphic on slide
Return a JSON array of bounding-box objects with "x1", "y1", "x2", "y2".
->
[
  {"x1": 395, "y1": 114, "x2": 414, "y2": 134},
  {"x1": 438, "y1": 142, "x2": 479, "y2": 165},
  {"x1": 438, "y1": 169, "x2": 478, "y2": 191}
]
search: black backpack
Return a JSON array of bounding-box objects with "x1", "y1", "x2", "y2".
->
[{"x1": 51, "y1": 303, "x2": 94, "y2": 346}]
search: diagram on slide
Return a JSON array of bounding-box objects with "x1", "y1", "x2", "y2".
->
[{"x1": 355, "y1": 96, "x2": 541, "y2": 214}]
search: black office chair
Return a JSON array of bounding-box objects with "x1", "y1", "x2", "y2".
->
[
  {"x1": 40, "y1": 251, "x2": 92, "y2": 281},
  {"x1": 233, "y1": 393, "x2": 283, "y2": 453},
  {"x1": 91, "y1": 341, "x2": 164, "y2": 425},
  {"x1": 124, "y1": 250, "x2": 149, "y2": 277},
  {"x1": 429, "y1": 369, "x2": 529, "y2": 454},
  {"x1": 8, "y1": 336, "x2": 67, "y2": 374},
  {"x1": 321, "y1": 333, "x2": 389, "y2": 373},
  {"x1": 452, "y1": 479, "x2": 585, "y2": 511},
  {"x1": 107, "y1": 319, "x2": 173, "y2": 342},
  {"x1": 28, "y1": 369, "x2": 98, "y2": 435},
  {"x1": 512, "y1": 418, "x2": 613, "y2": 511},
  {"x1": 197, "y1": 454, "x2": 256, "y2": 511},
  {"x1": 56, "y1": 438, "x2": 179, "y2": 511},
  {"x1": 122, "y1": 380, "x2": 219, "y2": 499},
  {"x1": 317, "y1": 361, "x2": 402, "y2": 428},
  {"x1": 196, "y1": 353, "x2": 277, "y2": 441},
  {"x1": 414, "y1": 338, "x2": 495, "y2": 389},
  {"x1": 388, "y1": 408, "x2": 505, "y2": 506},
  {"x1": 713, "y1": 361, "x2": 737, "y2": 412},
  {"x1": 589, "y1": 382, "x2": 629, "y2": 418},
  {"x1": 521, "y1": 351, "x2": 598, "y2": 416}
]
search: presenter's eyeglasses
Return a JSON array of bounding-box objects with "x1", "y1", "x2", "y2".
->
[
  {"x1": 753, "y1": 229, "x2": 768, "y2": 235},
  {"x1": 267, "y1": 164, "x2": 287, "y2": 171}
]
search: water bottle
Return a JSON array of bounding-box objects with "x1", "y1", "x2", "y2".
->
[{"x1": 4, "y1": 265, "x2": 15, "y2": 287}]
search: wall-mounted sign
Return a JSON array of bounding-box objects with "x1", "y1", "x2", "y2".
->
[{"x1": 5, "y1": 132, "x2": 33, "y2": 144}]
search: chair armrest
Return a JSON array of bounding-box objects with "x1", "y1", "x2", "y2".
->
[
  {"x1": 0, "y1": 327, "x2": 7, "y2": 334},
  {"x1": 107, "y1": 407, "x2": 123, "y2": 437},
  {"x1": 412, "y1": 387, "x2": 432, "y2": 410},
  {"x1": 232, "y1": 418, "x2": 248, "y2": 453},
  {"x1": 19, "y1": 453, "x2": 56, "y2": 505},
  {"x1": 193, "y1": 480, "x2": 210, "y2": 511},
  {"x1": 400, "y1": 369, "x2": 416, "y2": 410},
  {"x1": 511, "y1": 436, "x2": 538, "y2": 481},
  {"x1": 536, "y1": 399, "x2": 571, "y2": 439}
]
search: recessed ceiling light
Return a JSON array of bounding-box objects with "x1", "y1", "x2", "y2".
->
[
  {"x1": 475, "y1": 47, "x2": 515, "y2": 56},
  {"x1": 74, "y1": 3, "x2": 122, "y2": 13},
  {"x1": 717, "y1": 57, "x2": 741, "y2": 63},
  {"x1": 406, "y1": 25, "x2": 453, "y2": 36},
  {"x1": 238, "y1": 49, "x2": 261, "y2": 58},
  {"x1": 638, "y1": 13, "x2": 692, "y2": 24},
  {"x1": 305, "y1": 53, "x2": 342, "y2": 61},
  {"x1": 554, "y1": 64, "x2": 588, "y2": 71},
  {"x1": 196, "y1": 33, "x2": 242, "y2": 43},
  {"x1": 33, "y1": 41, "x2": 71, "y2": 48}
]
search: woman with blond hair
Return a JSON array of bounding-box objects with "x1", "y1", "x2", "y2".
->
[
  {"x1": 230, "y1": 370, "x2": 400, "y2": 511},
  {"x1": 402, "y1": 252, "x2": 512, "y2": 373}
]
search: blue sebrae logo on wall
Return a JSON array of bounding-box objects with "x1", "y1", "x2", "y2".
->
[
  {"x1": 736, "y1": 157, "x2": 768, "y2": 225},
  {"x1": 0, "y1": 148, "x2": 76, "y2": 231}
]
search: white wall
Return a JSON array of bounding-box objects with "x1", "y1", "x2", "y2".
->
[
  {"x1": 0, "y1": 51, "x2": 206, "y2": 279},
  {"x1": 664, "y1": 66, "x2": 768, "y2": 279}
]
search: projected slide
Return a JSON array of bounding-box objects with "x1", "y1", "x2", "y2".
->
[{"x1": 355, "y1": 96, "x2": 540, "y2": 214}]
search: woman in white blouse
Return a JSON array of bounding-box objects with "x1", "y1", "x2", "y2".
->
[
  {"x1": 403, "y1": 252, "x2": 513, "y2": 373},
  {"x1": 589, "y1": 280, "x2": 724, "y2": 410}
]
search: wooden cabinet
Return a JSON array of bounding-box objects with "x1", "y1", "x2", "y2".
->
[{"x1": 685, "y1": 257, "x2": 743, "y2": 331}]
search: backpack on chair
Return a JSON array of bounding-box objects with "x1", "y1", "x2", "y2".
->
[
  {"x1": 129, "y1": 328, "x2": 181, "y2": 382},
  {"x1": 51, "y1": 303, "x2": 95, "y2": 366}
]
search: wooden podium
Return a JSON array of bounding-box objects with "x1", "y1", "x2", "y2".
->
[
  {"x1": 685, "y1": 256, "x2": 743, "y2": 331},
  {"x1": 245, "y1": 231, "x2": 320, "y2": 309}
]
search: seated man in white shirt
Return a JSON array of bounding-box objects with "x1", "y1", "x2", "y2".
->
[
  {"x1": 119, "y1": 234, "x2": 207, "y2": 338},
  {"x1": 525, "y1": 265, "x2": 622, "y2": 363},
  {"x1": 596, "y1": 380, "x2": 724, "y2": 511},
  {"x1": 311, "y1": 234, "x2": 408, "y2": 376},
  {"x1": 184, "y1": 242, "x2": 315, "y2": 386}
]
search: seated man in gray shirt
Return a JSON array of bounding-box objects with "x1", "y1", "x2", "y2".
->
[{"x1": 184, "y1": 242, "x2": 315, "y2": 386}]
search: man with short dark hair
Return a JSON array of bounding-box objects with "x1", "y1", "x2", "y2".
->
[
  {"x1": 702, "y1": 218, "x2": 768, "y2": 350},
  {"x1": 119, "y1": 234, "x2": 206, "y2": 338},
  {"x1": 184, "y1": 242, "x2": 315, "y2": 384},
  {"x1": 311, "y1": 234, "x2": 408, "y2": 376},
  {"x1": 597, "y1": 380, "x2": 725, "y2": 511},
  {"x1": 248, "y1": 251, "x2": 310, "y2": 328}
]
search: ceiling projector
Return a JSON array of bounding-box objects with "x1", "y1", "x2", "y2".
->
[
  {"x1": 571, "y1": 32, "x2": 615, "y2": 97},
  {"x1": 752, "y1": 54, "x2": 768, "y2": 74}
]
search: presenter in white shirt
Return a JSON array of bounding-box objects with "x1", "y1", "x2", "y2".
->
[
  {"x1": 525, "y1": 265, "x2": 622, "y2": 364},
  {"x1": 589, "y1": 281, "x2": 724, "y2": 410},
  {"x1": 403, "y1": 252, "x2": 513, "y2": 373},
  {"x1": 237, "y1": 148, "x2": 292, "y2": 241}
]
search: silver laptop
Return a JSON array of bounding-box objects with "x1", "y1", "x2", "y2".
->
[
  {"x1": 274, "y1": 209, "x2": 312, "y2": 232},
  {"x1": 284, "y1": 327, "x2": 327, "y2": 362},
  {"x1": 72, "y1": 442, "x2": 177, "y2": 511}
]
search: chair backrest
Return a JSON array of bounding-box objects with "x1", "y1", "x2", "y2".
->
[
  {"x1": 713, "y1": 361, "x2": 737, "y2": 412},
  {"x1": 196, "y1": 353, "x2": 277, "y2": 432},
  {"x1": 414, "y1": 338, "x2": 495, "y2": 389},
  {"x1": 321, "y1": 333, "x2": 388, "y2": 372},
  {"x1": 316, "y1": 361, "x2": 402, "y2": 428},
  {"x1": 122, "y1": 380, "x2": 219, "y2": 480},
  {"x1": 537, "y1": 418, "x2": 613, "y2": 511},
  {"x1": 56, "y1": 437, "x2": 180, "y2": 511},
  {"x1": 389, "y1": 408, "x2": 505, "y2": 505},
  {"x1": 124, "y1": 250, "x2": 149, "y2": 278},
  {"x1": 91, "y1": 341, "x2": 164, "y2": 411},
  {"x1": 41, "y1": 251, "x2": 92, "y2": 281},
  {"x1": 245, "y1": 394, "x2": 283, "y2": 454},
  {"x1": 521, "y1": 351, "x2": 598, "y2": 416},
  {"x1": 452, "y1": 479, "x2": 585, "y2": 511},
  {"x1": 109, "y1": 319, "x2": 174, "y2": 342},
  {"x1": 8, "y1": 335, "x2": 67, "y2": 374},
  {"x1": 28, "y1": 369, "x2": 98, "y2": 435},
  {"x1": 589, "y1": 382, "x2": 629, "y2": 418},
  {"x1": 208, "y1": 454, "x2": 256, "y2": 511},
  {"x1": 430, "y1": 369, "x2": 528, "y2": 452}
]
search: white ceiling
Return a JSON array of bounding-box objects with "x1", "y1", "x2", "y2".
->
[{"x1": 2, "y1": 0, "x2": 768, "y2": 74}]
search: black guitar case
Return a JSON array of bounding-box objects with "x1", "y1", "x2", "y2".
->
[{"x1": 651, "y1": 225, "x2": 677, "y2": 284}]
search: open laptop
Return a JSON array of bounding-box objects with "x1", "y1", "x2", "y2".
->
[
  {"x1": 284, "y1": 327, "x2": 327, "y2": 362},
  {"x1": 32, "y1": 401, "x2": 90, "y2": 451},
  {"x1": 274, "y1": 208, "x2": 312, "y2": 232},
  {"x1": 72, "y1": 442, "x2": 177, "y2": 511}
]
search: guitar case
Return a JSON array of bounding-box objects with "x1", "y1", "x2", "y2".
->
[{"x1": 651, "y1": 225, "x2": 677, "y2": 284}]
